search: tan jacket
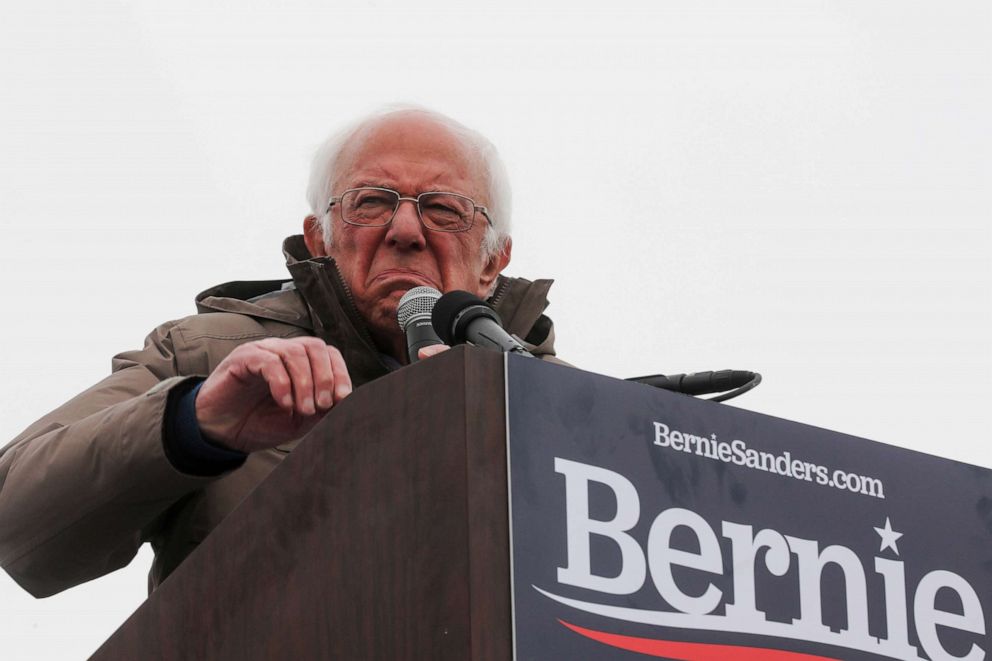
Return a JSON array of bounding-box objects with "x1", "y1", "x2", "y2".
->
[{"x1": 0, "y1": 236, "x2": 558, "y2": 598}]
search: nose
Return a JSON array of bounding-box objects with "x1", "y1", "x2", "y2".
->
[{"x1": 385, "y1": 198, "x2": 427, "y2": 251}]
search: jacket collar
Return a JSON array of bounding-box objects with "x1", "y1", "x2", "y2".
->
[
  {"x1": 282, "y1": 235, "x2": 392, "y2": 382},
  {"x1": 195, "y1": 235, "x2": 558, "y2": 367}
]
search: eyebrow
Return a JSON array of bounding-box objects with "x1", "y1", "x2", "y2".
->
[
  {"x1": 347, "y1": 180, "x2": 394, "y2": 190},
  {"x1": 347, "y1": 182, "x2": 463, "y2": 195}
]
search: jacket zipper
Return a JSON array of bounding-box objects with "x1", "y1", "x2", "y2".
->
[
  {"x1": 312, "y1": 261, "x2": 389, "y2": 368},
  {"x1": 488, "y1": 277, "x2": 510, "y2": 307}
]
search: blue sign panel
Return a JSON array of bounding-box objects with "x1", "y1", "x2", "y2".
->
[{"x1": 506, "y1": 356, "x2": 992, "y2": 661}]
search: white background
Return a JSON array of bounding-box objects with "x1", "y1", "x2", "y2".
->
[{"x1": 1, "y1": 1, "x2": 989, "y2": 658}]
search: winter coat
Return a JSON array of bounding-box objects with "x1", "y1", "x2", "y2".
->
[{"x1": 0, "y1": 235, "x2": 558, "y2": 597}]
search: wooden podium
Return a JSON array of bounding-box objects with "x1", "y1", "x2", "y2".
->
[{"x1": 92, "y1": 347, "x2": 511, "y2": 660}]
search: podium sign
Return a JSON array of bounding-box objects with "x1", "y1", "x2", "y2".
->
[{"x1": 507, "y1": 356, "x2": 992, "y2": 661}]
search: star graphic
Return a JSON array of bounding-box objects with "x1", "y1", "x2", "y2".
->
[{"x1": 874, "y1": 517, "x2": 903, "y2": 555}]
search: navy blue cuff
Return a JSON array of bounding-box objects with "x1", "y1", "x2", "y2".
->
[{"x1": 164, "y1": 379, "x2": 247, "y2": 476}]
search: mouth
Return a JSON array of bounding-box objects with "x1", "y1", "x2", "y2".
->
[{"x1": 371, "y1": 269, "x2": 441, "y2": 291}]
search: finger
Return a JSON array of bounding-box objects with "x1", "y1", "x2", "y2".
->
[
  {"x1": 326, "y1": 346, "x2": 353, "y2": 403},
  {"x1": 264, "y1": 342, "x2": 317, "y2": 417},
  {"x1": 418, "y1": 344, "x2": 450, "y2": 360},
  {"x1": 301, "y1": 338, "x2": 335, "y2": 410},
  {"x1": 241, "y1": 349, "x2": 294, "y2": 412}
]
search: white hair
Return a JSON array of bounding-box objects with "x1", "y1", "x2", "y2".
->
[{"x1": 305, "y1": 105, "x2": 512, "y2": 261}]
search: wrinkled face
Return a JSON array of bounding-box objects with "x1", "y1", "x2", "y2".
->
[{"x1": 304, "y1": 115, "x2": 510, "y2": 353}]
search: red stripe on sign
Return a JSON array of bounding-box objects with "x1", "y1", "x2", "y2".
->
[{"x1": 558, "y1": 620, "x2": 841, "y2": 661}]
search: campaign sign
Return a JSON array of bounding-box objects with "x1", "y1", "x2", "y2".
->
[{"x1": 506, "y1": 355, "x2": 992, "y2": 661}]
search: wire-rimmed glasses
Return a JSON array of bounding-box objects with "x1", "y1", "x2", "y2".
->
[{"x1": 327, "y1": 187, "x2": 492, "y2": 233}]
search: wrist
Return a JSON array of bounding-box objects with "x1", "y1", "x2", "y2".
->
[{"x1": 164, "y1": 379, "x2": 247, "y2": 476}]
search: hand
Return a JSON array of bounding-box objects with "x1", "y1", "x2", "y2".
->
[
  {"x1": 417, "y1": 344, "x2": 450, "y2": 360},
  {"x1": 195, "y1": 337, "x2": 353, "y2": 453}
]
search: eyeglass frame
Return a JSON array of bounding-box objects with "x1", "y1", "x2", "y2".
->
[{"x1": 326, "y1": 186, "x2": 493, "y2": 233}]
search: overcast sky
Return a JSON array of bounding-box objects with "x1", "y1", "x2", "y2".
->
[{"x1": 1, "y1": 1, "x2": 989, "y2": 658}]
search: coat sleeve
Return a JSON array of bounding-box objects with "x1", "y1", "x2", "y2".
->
[{"x1": 0, "y1": 321, "x2": 216, "y2": 598}]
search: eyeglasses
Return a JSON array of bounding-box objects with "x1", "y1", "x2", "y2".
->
[{"x1": 327, "y1": 187, "x2": 492, "y2": 233}]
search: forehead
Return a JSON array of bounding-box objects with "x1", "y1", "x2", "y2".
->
[{"x1": 333, "y1": 115, "x2": 486, "y2": 198}]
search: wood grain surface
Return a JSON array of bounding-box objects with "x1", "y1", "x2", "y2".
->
[{"x1": 91, "y1": 346, "x2": 510, "y2": 661}]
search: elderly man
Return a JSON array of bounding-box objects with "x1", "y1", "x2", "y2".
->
[{"x1": 0, "y1": 108, "x2": 558, "y2": 597}]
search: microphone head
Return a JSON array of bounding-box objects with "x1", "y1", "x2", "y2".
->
[
  {"x1": 431, "y1": 290, "x2": 502, "y2": 345},
  {"x1": 397, "y1": 286, "x2": 442, "y2": 331}
]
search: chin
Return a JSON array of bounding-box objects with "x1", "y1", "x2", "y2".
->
[
  {"x1": 367, "y1": 305, "x2": 406, "y2": 350},
  {"x1": 361, "y1": 283, "x2": 432, "y2": 340},
  {"x1": 369, "y1": 297, "x2": 401, "y2": 328}
]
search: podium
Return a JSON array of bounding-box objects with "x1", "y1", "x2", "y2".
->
[
  {"x1": 93, "y1": 347, "x2": 992, "y2": 661},
  {"x1": 93, "y1": 346, "x2": 512, "y2": 660}
]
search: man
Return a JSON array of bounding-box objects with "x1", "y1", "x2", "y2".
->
[{"x1": 0, "y1": 108, "x2": 558, "y2": 597}]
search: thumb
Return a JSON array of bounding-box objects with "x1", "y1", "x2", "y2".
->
[{"x1": 418, "y1": 344, "x2": 451, "y2": 360}]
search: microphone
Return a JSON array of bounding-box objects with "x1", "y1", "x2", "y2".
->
[
  {"x1": 627, "y1": 370, "x2": 760, "y2": 399},
  {"x1": 431, "y1": 290, "x2": 533, "y2": 357},
  {"x1": 397, "y1": 286, "x2": 443, "y2": 363}
]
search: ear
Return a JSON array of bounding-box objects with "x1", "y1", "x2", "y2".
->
[
  {"x1": 303, "y1": 215, "x2": 328, "y2": 257},
  {"x1": 477, "y1": 238, "x2": 512, "y2": 296}
]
